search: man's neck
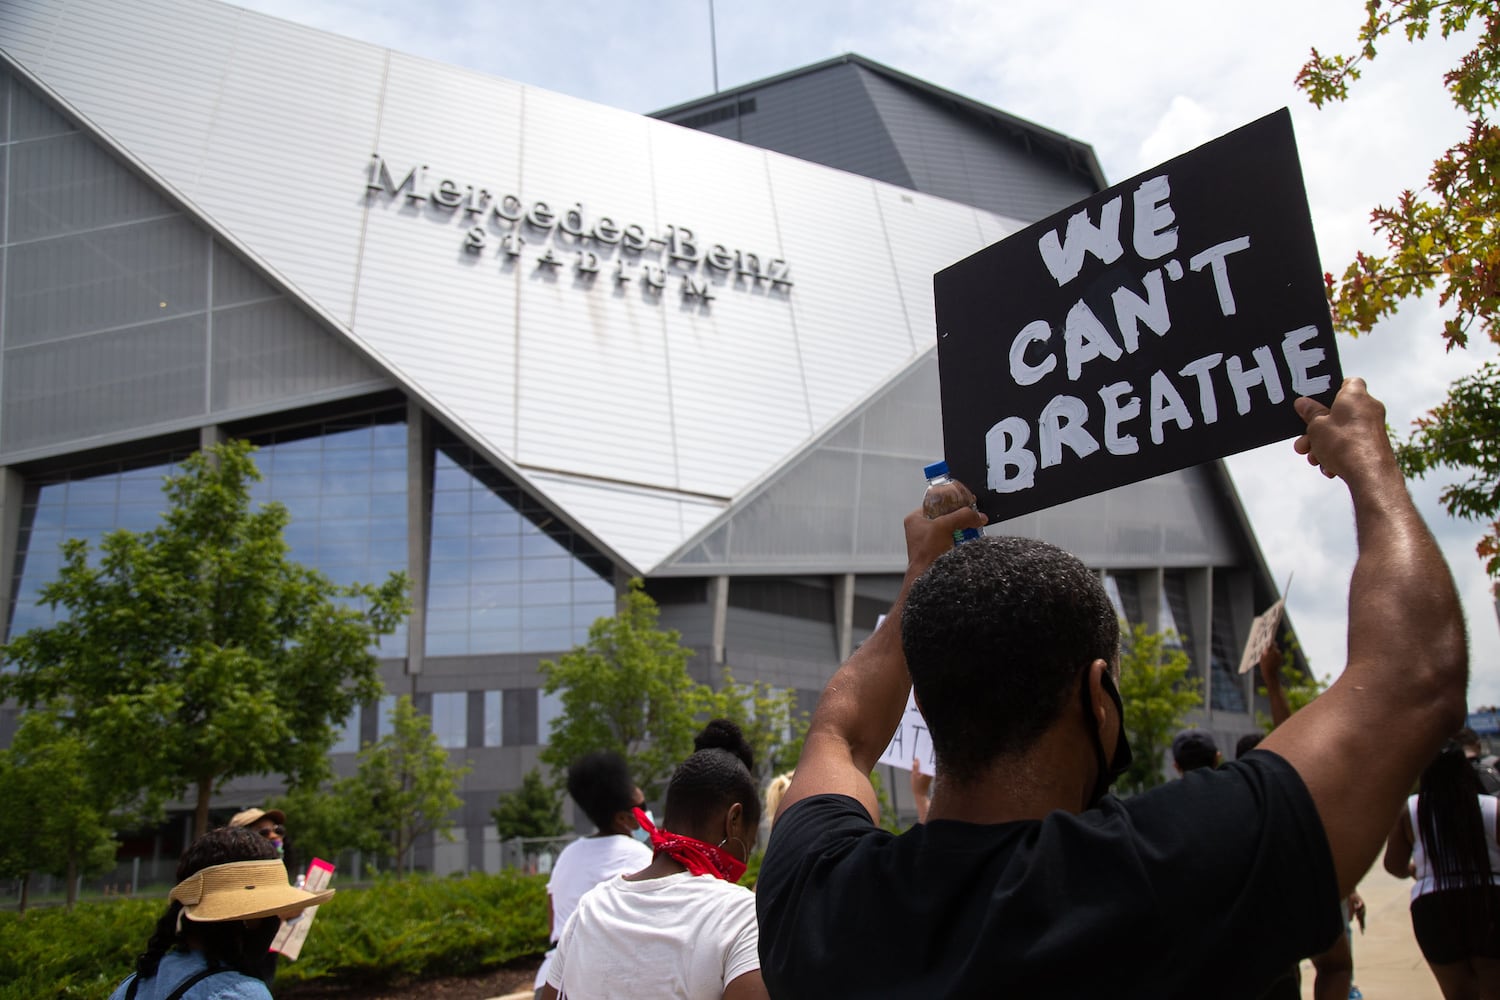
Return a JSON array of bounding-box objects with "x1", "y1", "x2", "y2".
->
[{"x1": 924, "y1": 727, "x2": 1096, "y2": 825}]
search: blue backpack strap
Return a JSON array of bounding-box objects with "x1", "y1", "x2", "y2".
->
[
  {"x1": 124, "y1": 974, "x2": 140, "y2": 1000},
  {"x1": 161, "y1": 966, "x2": 225, "y2": 1000}
]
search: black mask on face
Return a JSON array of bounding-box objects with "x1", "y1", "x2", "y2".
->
[{"x1": 1080, "y1": 665, "x2": 1132, "y2": 808}]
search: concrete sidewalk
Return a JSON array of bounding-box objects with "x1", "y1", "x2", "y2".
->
[{"x1": 1300, "y1": 862, "x2": 1439, "y2": 999}]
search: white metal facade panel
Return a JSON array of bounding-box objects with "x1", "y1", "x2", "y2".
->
[
  {"x1": 4, "y1": 0, "x2": 240, "y2": 190},
  {"x1": 511, "y1": 87, "x2": 677, "y2": 487},
  {"x1": 760, "y1": 156, "x2": 914, "y2": 432},
  {"x1": 527, "y1": 471, "x2": 724, "y2": 573},
  {"x1": 192, "y1": 11, "x2": 385, "y2": 322},
  {"x1": 353, "y1": 55, "x2": 530, "y2": 464},
  {"x1": 874, "y1": 185, "x2": 1013, "y2": 345},
  {"x1": 4, "y1": 0, "x2": 1036, "y2": 572},
  {"x1": 647, "y1": 123, "x2": 810, "y2": 499}
]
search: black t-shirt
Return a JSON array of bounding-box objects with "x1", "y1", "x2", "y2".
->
[{"x1": 757, "y1": 750, "x2": 1341, "y2": 999}]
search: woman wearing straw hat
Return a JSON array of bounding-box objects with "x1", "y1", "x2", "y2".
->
[{"x1": 108, "y1": 826, "x2": 333, "y2": 1000}]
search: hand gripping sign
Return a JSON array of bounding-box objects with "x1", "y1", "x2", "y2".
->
[{"x1": 933, "y1": 109, "x2": 1341, "y2": 522}]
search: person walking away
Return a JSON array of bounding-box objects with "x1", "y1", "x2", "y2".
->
[
  {"x1": 1384, "y1": 740, "x2": 1500, "y2": 999},
  {"x1": 533, "y1": 751, "x2": 652, "y2": 998},
  {"x1": 541, "y1": 719, "x2": 766, "y2": 1000}
]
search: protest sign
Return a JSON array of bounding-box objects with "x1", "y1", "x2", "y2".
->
[
  {"x1": 270, "y1": 857, "x2": 335, "y2": 961},
  {"x1": 934, "y1": 108, "x2": 1341, "y2": 521},
  {"x1": 1237, "y1": 598, "x2": 1286, "y2": 675},
  {"x1": 876, "y1": 689, "x2": 935, "y2": 773}
]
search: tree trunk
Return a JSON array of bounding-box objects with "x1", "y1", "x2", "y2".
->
[
  {"x1": 65, "y1": 855, "x2": 78, "y2": 909},
  {"x1": 18, "y1": 871, "x2": 29, "y2": 914},
  {"x1": 194, "y1": 774, "x2": 214, "y2": 839}
]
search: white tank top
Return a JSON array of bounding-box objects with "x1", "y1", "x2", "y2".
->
[{"x1": 1408, "y1": 793, "x2": 1500, "y2": 900}]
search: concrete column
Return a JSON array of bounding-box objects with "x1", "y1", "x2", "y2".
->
[
  {"x1": 708, "y1": 575, "x2": 729, "y2": 668},
  {"x1": 0, "y1": 466, "x2": 25, "y2": 641},
  {"x1": 405, "y1": 402, "x2": 431, "y2": 676},
  {"x1": 833, "y1": 573, "x2": 855, "y2": 663},
  {"x1": 1188, "y1": 567, "x2": 1213, "y2": 712},
  {"x1": 1141, "y1": 568, "x2": 1164, "y2": 635}
]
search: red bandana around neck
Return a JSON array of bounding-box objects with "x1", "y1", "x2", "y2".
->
[{"x1": 633, "y1": 807, "x2": 747, "y2": 883}]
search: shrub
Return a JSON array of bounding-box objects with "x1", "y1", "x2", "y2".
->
[{"x1": 0, "y1": 871, "x2": 548, "y2": 999}]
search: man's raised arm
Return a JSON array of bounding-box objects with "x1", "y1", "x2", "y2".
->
[
  {"x1": 774, "y1": 502, "x2": 986, "y2": 824},
  {"x1": 1260, "y1": 377, "x2": 1468, "y2": 896}
]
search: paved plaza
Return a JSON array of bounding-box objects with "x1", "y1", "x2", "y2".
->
[{"x1": 1302, "y1": 861, "x2": 1439, "y2": 999}]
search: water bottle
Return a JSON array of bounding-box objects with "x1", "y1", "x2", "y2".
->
[{"x1": 923, "y1": 460, "x2": 982, "y2": 545}]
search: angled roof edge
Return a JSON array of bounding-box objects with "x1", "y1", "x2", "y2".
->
[
  {"x1": 649, "y1": 348, "x2": 940, "y2": 576},
  {"x1": 649, "y1": 52, "x2": 1108, "y2": 191},
  {"x1": 0, "y1": 46, "x2": 642, "y2": 576}
]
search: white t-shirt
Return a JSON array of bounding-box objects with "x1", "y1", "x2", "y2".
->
[
  {"x1": 1408, "y1": 792, "x2": 1500, "y2": 900},
  {"x1": 534, "y1": 835, "x2": 653, "y2": 989},
  {"x1": 546, "y1": 871, "x2": 760, "y2": 1000}
]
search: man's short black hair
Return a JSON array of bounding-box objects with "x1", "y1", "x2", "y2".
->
[
  {"x1": 1172, "y1": 729, "x2": 1220, "y2": 772},
  {"x1": 567, "y1": 751, "x2": 636, "y2": 831},
  {"x1": 901, "y1": 536, "x2": 1119, "y2": 785},
  {"x1": 1235, "y1": 732, "x2": 1264, "y2": 759}
]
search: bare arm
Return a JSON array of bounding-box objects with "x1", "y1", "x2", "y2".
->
[
  {"x1": 1260, "y1": 378, "x2": 1467, "y2": 897},
  {"x1": 775, "y1": 503, "x2": 985, "y2": 823},
  {"x1": 1383, "y1": 808, "x2": 1414, "y2": 879},
  {"x1": 1259, "y1": 641, "x2": 1292, "y2": 729},
  {"x1": 910, "y1": 758, "x2": 933, "y2": 824},
  {"x1": 723, "y1": 970, "x2": 769, "y2": 1000}
]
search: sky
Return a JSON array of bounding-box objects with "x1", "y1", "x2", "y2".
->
[{"x1": 229, "y1": 0, "x2": 1500, "y2": 708}]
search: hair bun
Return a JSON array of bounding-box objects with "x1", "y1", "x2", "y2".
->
[{"x1": 695, "y1": 718, "x2": 754, "y2": 771}]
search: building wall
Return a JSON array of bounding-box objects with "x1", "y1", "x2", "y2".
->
[
  {"x1": 656, "y1": 59, "x2": 1098, "y2": 225},
  {"x1": 0, "y1": 16, "x2": 1284, "y2": 865}
]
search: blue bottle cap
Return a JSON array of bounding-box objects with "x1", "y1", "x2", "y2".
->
[{"x1": 923, "y1": 460, "x2": 949, "y2": 479}]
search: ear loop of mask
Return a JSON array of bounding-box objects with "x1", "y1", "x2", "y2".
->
[{"x1": 1081, "y1": 665, "x2": 1133, "y2": 808}]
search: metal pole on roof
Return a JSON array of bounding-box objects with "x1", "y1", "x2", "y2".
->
[{"x1": 709, "y1": 0, "x2": 720, "y2": 93}]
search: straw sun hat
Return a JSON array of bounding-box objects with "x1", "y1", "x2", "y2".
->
[{"x1": 169, "y1": 859, "x2": 333, "y2": 924}]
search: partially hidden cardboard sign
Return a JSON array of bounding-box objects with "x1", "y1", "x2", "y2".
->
[
  {"x1": 934, "y1": 108, "x2": 1341, "y2": 522},
  {"x1": 271, "y1": 857, "x2": 335, "y2": 961},
  {"x1": 1237, "y1": 598, "x2": 1285, "y2": 675}
]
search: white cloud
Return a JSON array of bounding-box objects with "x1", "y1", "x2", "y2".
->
[{"x1": 1135, "y1": 96, "x2": 1219, "y2": 170}]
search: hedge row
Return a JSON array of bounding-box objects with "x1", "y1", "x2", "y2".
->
[{"x1": 0, "y1": 871, "x2": 549, "y2": 1000}]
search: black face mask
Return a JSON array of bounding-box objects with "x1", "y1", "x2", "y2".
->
[{"x1": 1081, "y1": 665, "x2": 1132, "y2": 808}]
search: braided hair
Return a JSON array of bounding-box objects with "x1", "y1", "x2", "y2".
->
[
  {"x1": 1417, "y1": 741, "x2": 1498, "y2": 945},
  {"x1": 134, "y1": 827, "x2": 281, "y2": 982}
]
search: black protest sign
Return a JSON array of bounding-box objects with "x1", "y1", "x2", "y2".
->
[{"x1": 933, "y1": 108, "x2": 1341, "y2": 522}]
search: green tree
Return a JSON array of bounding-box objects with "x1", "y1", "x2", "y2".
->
[
  {"x1": 268, "y1": 781, "x2": 368, "y2": 868},
  {"x1": 707, "y1": 670, "x2": 809, "y2": 789},
  {"x1": 539, "y1": 580, "x2": 713, "y2": 801},
  {"x1": 1116, "y1": 623, "x2": 1204, "y2": 796},
  {"x1": 491, "y1": 768, "x2": 568, "y2": 841},
  {"x1": 0, "y1": 441, "x2": 409, "y2": 838},
  {"x1": 0, "y1": 710, "x2": 118, "y2": 911},
  {"x1": 341, "y1": 695, "x2": 469, "y2": 872},
  {"x1": 1297, "y1": 2, "x2": 1500, "y2": 582}
]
